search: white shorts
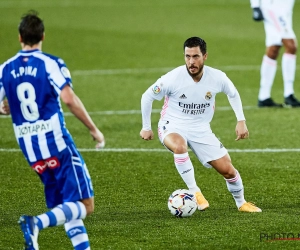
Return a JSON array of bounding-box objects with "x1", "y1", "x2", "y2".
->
[
  {"x1": 158, "y1": 120, "x2": 228, "y2": 168},
  {"x1": 262, "y1": 5, "x2": 296, "y2": 46}
]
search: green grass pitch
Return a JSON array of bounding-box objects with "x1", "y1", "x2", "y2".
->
[{"x1": 1, "y1": 0, "x2": 300, "y2": 249}]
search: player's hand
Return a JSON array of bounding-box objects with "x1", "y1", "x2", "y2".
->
[
  {"x1": 0, "y1": 99, "x2": 10, "y2": 115},
  {"x1": 90, "y1": 128, "x2": 105, "y2": 149},
  {"x1": 140, "y1": 129, "x2": 154, "y2": 140},
  {"x1": 252, "y1": 7, "x2": 263, "y2": 21},
  {"x1": 235, "y1": 120, "x2": 249, "y2": 141}
]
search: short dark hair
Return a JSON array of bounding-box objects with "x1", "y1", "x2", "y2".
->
[
  {"x1": 183, "y1": 37, "x2": 207, "y2": 54},
  {"x1": 18, "y1": 10, "x2": 44, "y2": 46}
]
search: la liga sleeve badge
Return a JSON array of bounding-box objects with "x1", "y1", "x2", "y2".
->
[{"x1": 152, "y1": 85, "x2": 161, "y2": 95}]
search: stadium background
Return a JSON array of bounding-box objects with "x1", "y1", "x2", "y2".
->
[{"x1": 1, "y1": 0, "x2": 300, "y2": 249}]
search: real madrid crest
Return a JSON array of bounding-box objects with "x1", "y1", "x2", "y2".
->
[{"x1": 205, "y1": 92, "x2": 212, "y2": 100}]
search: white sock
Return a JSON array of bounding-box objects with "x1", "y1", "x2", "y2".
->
[
  {"x1": 225, "y1": 170, "x2": 246, "y2": 208},
  {"x1": 65, "y1": 219, "x2": 90, "y2": 250},
  {"x1": 174, "y1": 153, "x2": 200, "y2": 193},
  {"x1": 258, "y1": 55, "x2": 277, "y2": 101},
  {"x1": 282, "y1": 53, "x2": 296, "y2": 97}
]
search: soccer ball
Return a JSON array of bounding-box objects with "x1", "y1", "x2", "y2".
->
[{"x1": 167, "y1": 189, "x2": 197, "y2": 218}]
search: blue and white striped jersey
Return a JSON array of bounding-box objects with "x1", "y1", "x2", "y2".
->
[{"x1": 0, "y1": 49, "x2": 75, "y2": 164}]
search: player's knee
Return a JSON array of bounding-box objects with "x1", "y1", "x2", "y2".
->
[
  {"x1": 81, "y1": 198, "x2": 94, "y2": 216},
  {"x1": 85, "y1": 203, "x2": 94, "y2": 215},
  {"x1": 266, "y1": 49, "x2": 279, "y2": 59},
  {"x1": 217, "y1": 158, "x2": 236, "y2": 179},
  {"x1": 266, "y1": 45, "x2": 281, "y2": 59},
  {"x1": 172, "y1": 144, "x2": 188, "y2": 154},
  {"x1": 222, "y1": 166, "x2": 237, "y2": 179},
  {"x1": 283, "y1": 39, "x2": 297, "y2": 54},
  {"x1": 286, "y1": 45, "x2": 297, "y2": 54}
]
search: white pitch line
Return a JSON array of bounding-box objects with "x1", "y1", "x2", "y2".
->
[
  {"x1": 0, "y1": 148, "x2": 300, "y2": 153},
  {"x1": 0, "y1": 106, "x2": 258, "y2": 119}
]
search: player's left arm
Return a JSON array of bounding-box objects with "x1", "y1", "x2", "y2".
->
[
  {"x1": 235, "y1": 120, "x2": 249, "y2": 141},
  {"x1": 60, "y1": 84, "x2": 105, "y2": 148},
  {"x1": 51, "y1": 58, "x2": 105, "y2": 148},
  {"x1": 222, "y1": 76, "x2": 249, "y2": 141}
]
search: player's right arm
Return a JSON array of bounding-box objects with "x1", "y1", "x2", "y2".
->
[
  {"x1": 140, "y1": 90, "x2": 155, "y2": 140},
  {"x1": 60, "y1": 84, "x2": 105, "y2": 148},
  {"x1": 140, "y1": 129, "x2": 154, "y2": 141},
  {"x1": 140, "y1": 78, "x2": 165, "y2": 141}
]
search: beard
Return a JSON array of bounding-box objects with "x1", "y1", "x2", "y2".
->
[{"x1": 186, "y1": 64, "x2": 204, "y2": 78}]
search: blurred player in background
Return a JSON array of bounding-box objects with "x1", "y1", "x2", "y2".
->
[
  {"x1": 251, "y1": 0, "x2": 299, "y2": 107},
  {"x1": 140, "y1": 37, "x2": 261, "y2": 213},
  {"x1": 0, "y1": 10, "x2": 105, "y2": 250}
]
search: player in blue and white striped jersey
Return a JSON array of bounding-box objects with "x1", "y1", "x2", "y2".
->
[{"x1": 0, "y1": 10, "x2": 105, "y2": 250}]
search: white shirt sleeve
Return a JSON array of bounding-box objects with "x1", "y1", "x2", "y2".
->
[
  {"x1": 222, "y1": 75, "x2": 246, "y2": 121},
  {"x1": 250, "y1": 0, "x2": 260, "y2": 8},
  {"x1": 141, "y1": 76, "x2": 167, "y2": 130},
  {"x1": 227, "y1": 91, "x2": 246, "y2": 121},
  {"x1": 141, "y1": 90, "x2": 155, "y2": 131}
]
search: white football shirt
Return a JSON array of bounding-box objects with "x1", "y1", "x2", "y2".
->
[{"x1": 141, "y1": 65, "x2": 245, "y2": 132}]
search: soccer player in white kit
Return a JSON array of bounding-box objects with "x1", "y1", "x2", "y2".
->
[
  {"x1": 140, "y1": 37, "x2": 261, "y2": 213},
  {"x1": 251, "y1": 0, "x2": 300, "y2": 107}
]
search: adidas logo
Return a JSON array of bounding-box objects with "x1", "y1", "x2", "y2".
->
[
  {"x1": 231, "y1": 189, "x2": 242, "y2": 193},
  {"x1": 179, "y1": 94, "x2": 187, "y2": 99},
  {"x1": 181, "y1": 168, "x2": 192, "y2": 174},
  {"x1": 220, "y1": 143, "x2": 224, "y2": 148}
]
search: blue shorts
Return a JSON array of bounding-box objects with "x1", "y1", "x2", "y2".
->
[{"x1": 31, "y1": 144, "x2": 94, "y2": 208}]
